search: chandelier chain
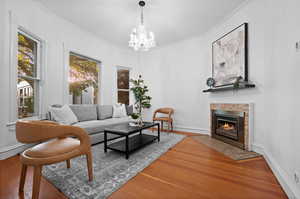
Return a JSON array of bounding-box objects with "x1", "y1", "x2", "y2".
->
[{"x1": 141, "y1": 7, "x2": 144, "y2": 25}]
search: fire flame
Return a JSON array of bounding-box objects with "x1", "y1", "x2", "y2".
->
[{"x1": 222, "y1": 123, "x2": 234, "y2": 130}]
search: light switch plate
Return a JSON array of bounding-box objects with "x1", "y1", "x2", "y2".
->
[
  {"x1": 294, "y1": 170, "x2": 300, "y2": 184},
  {"x1": 296, "y1": 42, "x2": 300, "y2": 52}
]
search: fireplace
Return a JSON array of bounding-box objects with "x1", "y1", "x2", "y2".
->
[{"x1": 212, "y1": 110, "x2": 245, "y2": 149}]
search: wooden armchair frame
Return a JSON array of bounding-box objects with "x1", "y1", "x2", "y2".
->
[
  {"x1": 16, "y1": 121, "x2": 93, "y2": 199},
  {"x1": 152, "y1": 108, "x2": 174, "y2": 132}
]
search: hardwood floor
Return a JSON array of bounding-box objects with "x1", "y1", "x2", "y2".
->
[
  {"x1": 0, "y1": 155, "x2": 67, "y2": 199},
  {"x1": 0, "y1": 133, "x2": 287, "y2": 199}
]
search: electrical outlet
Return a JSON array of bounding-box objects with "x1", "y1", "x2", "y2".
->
[{"x1": 294, "y1": 171, "x2": 300, "y2": 184}]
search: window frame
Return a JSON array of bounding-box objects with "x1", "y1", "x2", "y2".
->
[
  {"x1": 68, "y1": 51, "x2": 101, "y2": 105},
  {"x1": 7, "y1": 13, "x2": 47, "y2": 129},
  {"x1": 117, "y1": 66, "x2": 131, "y2": 105},
  {"x1": 17, "y1": 29, "x2": 43, "y2": 119}
]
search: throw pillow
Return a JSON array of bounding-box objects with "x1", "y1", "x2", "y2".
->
[
  {"x1": 125, "y1": 105, "x2": 133, "y2": 116},
  {"x1": 49, "y1": 104, "x2": 78, "y2": 125},
  {"x1": 113, "y1": 104, "x2": 127, "y2": 118}
]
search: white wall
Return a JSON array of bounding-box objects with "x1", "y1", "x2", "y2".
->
[
  {"x1": 140, "y1": 0, "x2": 300, "y2": 197},
  {"x1": 140, "y1": 0, "x2": 267, "y2": 137},
  {"x1": 0, "y1": 0, "x2": 138, "y2": 154}
]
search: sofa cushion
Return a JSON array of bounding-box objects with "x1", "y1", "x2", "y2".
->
[
  {"x1": 73, "y1": 117, "x2": 131, "y2": 135},
  {"x1": 69, "y1": 104, "x2": 97, "y2": 122},
  {"x1": 97, "y1": 105, "x2": 113, "y2": 120},
  {"x1": 104, "y1": 117, "x2": 132, "y2": 125}
]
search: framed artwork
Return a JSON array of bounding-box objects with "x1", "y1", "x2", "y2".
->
[{"x1": 212, "y1": 23, "x2": 248, "y2": 87}]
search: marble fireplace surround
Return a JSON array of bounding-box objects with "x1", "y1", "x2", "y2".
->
[{"x1": 210, "y1": 103, "x2": 254, "y2": 151}]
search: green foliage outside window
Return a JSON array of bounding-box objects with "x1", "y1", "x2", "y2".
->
[
  {"x1": 17, "y1": 33, "x2": 37, "y2": 118},
  {"x1": 69, "y1": 54, "x2": 99, "y2": 104}
]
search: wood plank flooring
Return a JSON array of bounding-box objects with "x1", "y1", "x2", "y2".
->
[
  {"x1": 0, "y1": 133, "x2": 287, "y2": 199},
  {"x1": 0, "y1": 155, "x2": 67, "y2": 199}
]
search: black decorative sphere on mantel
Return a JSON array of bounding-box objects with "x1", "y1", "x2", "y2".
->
[
  {"x1": 139, "y1": 1, "x2": 146, "y2": 7},
  {"x1": 206, "y1": 77, "x2": 215, "y2": 88}
]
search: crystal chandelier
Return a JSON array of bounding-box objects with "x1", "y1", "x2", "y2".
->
[{"x1": 129, "y1": 1, "x2": 156, "y2": 51}]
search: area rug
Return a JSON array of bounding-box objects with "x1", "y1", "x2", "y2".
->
[
  {"x1": 43, "y1": 131, "x2": 185, "y2": 199},
  {"x1": 191, "y1": 135, "x2": 261, "y2": 161}
]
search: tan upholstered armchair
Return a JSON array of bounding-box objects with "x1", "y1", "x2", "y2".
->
[
  {"x1": 153, "y1": 108, "x2": 174, "y2": 132},
  {"x1": 16, "y1": 120, "x2": 93, "y2": 199}
]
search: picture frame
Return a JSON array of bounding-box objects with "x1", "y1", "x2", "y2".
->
[{"x1": 212, "y1": 23, "x2": 248, "y2": 87}]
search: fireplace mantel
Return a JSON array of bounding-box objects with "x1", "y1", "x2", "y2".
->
[{"x1": 210, "y1": 103, "x2": 254, "y2": 151}]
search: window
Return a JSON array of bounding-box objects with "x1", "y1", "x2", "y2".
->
[
  {"x1": 17, "y1": 31, "x2": 41, "y2": 119},
  {"x1": 117, "y1": 68, "x2": 130, "y2": 105},
  {"x1": 69, "y1": 53, "x2": 100, "y2": 104}
]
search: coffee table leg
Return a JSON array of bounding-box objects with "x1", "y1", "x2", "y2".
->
[
  {"x1": 157, "y1": 123, "x2": 160, "y2": 142},
  {"x1": 104, "y1": 131, "x2": 107, "y2": 153},
  {"x1": 126, "y1": 135, "x2": 129, "y2": 159}
]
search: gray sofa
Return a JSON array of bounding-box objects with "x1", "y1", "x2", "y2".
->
[{"x1": 48, "y1": 104, "x2": 133, "y2": 145}]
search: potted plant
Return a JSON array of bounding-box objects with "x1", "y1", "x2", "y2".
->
[{"x1": 130, "y1": 75, "x2": 152, "y2": 126}]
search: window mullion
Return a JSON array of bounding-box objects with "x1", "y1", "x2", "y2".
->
[
  {"x1": 117, "y1": 89, "x2": 129, "y2": 92},
  {"x1": 18, "y1": 75, "x2": 40, "y2": 81}
]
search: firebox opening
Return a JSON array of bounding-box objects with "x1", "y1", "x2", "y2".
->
[
  {"x1": 218, "y1": 120, "x2": 236, "y2": 131},
  {"x1": 216, "y1": 118, "x2": 238, "y2": 141},
  {"x1": 212, "y1": 110, "x2": 245, "y2": 149}
]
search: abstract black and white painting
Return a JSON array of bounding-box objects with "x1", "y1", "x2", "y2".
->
[{"x1": 212, "y1": 23, "x2": 248, "y2": 87}]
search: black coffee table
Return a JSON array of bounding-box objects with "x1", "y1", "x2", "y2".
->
[{"x1": 104, "y1": 122, "x2": 160, "y2": 159}]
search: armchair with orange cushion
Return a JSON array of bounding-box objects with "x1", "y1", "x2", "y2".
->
[
  {"x1": 16, "y1": 120, "x2": 93, "y2": 199},
  {"x1": 152, "y1": 108, "x2": 174, "y2": 132}
]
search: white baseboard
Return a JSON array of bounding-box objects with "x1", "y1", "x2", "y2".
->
[
  {"x1": 0, "y1": 143, "x2": 32, "y2": 160},
  {"x1": 251, "y1": 143, "x2": 264, "y2": 154},
  {"x1": 263, "y1": 149, "x2": 299, "y2": 199},
  {"x1": 173, "y1": 125, "x2": 210, "y2": 135}
]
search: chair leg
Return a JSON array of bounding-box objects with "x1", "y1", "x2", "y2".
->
[
  {"x1": 161, "y1": 121, "x2": 163, "y2": 131},
  {"x1": 32, "y1": 166, "x2": 42, "y2": 199},
  {"x1": 66, "y1": 159, "x2": 71, "y2": 169},
  {"x1": 171, "y1": 121, "x2": 174, "y2": 132},
  {"x1": 19, "y1": 164, "x2": 27, "y2": 193},
  {"x1": 86, "y1": 151, "x2": 93, "y2": 181},
  {"x1": 168, "y1": 122, "x2": 171, "y2": 133},
  {"x1": 151, "y1": 122, "x2": 154, "y2": 133}
]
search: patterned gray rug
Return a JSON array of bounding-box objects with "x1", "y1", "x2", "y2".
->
[{"x1": 43, "y1": 131, "x2": 185, "y2": 199}]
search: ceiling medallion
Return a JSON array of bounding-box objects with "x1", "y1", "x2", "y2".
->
[{"x1": 129, "y1": 1, "x2": 156, "y2": 51}]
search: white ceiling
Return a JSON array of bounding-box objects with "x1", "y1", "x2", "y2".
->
[{"x1": 36, "y1": 0, "x2": 247, "y2": 47}]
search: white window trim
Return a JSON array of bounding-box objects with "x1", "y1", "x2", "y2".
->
[
  {"x1": 62, "y1": 44, "x2": 102, "y2": 105},
  {"x1": 8, "y1": 11, "x2": 46, "y2": 126}
]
